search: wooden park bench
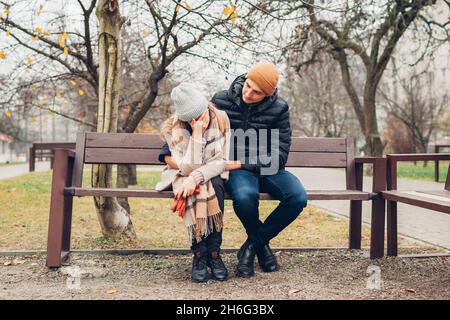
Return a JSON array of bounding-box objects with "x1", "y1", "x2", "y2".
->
[
  {"x1": 46, "y1": 132, "x2": 387, "y2": 268},
  {"x1": 29, "y1": 141, "x2": 76, "y2": 172},
  {"x1": 382, "y1": 153, "x2": 450, "y2": 257}
]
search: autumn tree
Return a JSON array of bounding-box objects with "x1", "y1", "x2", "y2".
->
[
  {"x1": 265, "y1": 0, "x2": 449, "y2": 156},
  {"x1": 380, "y1": 68, "x2": 448, "y2": 154}
]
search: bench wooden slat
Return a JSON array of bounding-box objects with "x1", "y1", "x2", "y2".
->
[
  {"x1": 33, "y1": 142, "x2": 76, "y2": 150},
  {"x1": 84, "y1": 147, "x2": 348, "y2": 168},
  {"x1": 285, "y1": 152, "x2": 347, "y2": 167},
  {"x1": 382, "y1": 190, "x2": 450, "y2": 214},
  {"x1": 290, "y1": 137, "x2": 347, "y2": 153},
  {"x1": 85, "y1": 133, "x2": 348, "y2": 153},
  {"x1": 86, "y1": 132, "x2": 164, "y2": 149},
  {"x1": 70, "y1": 187, "x2": 371, "y2": 200},
  {"x1": 84, "y1": 148, "x2": 162, "y2": 165}
]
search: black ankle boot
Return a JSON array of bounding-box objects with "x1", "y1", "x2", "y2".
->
[
  {"x1": 208, "y1": 252, "x2": 228, "y2": 281},
  {"x1": 256, "y1": 244, "x2": 279, "y2": 272},
  {"x1": 191, "y1": 251, "x2": 211, "y2": 283},
  {"x1": 236, "y1": 240, "x2": 257, "y2": 278}
]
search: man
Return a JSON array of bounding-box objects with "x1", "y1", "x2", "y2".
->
[{"x1": 159, "y1": 62, "x2": 308, "y2": 278}]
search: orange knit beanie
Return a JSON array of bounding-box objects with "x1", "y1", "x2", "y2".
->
[{"x1": 246, "y1": 62, "x2": 279, "y2": 96}]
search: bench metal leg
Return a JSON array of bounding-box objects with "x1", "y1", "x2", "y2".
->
[
  {"x1": 387, "y1": 200, "x2": 398, "y2": 256},
  {"x1": 349, "y1": 200, "x2": 362, "y2": 249},
  {"x1": 370, "y1": 158, "x2": 386, "y2": 259},
  {"x1": 29, "y1": 147, "x2": 35, "y2": 172},
  {"x1": 370, "y1": 198, "x2": 385, "y2": 259},
  {"x1": 47, "y1": 149, "x2": 74, "y2": 268},
  {"x1": 349, "y1": 162, "x2": 363, "y2": 249}
]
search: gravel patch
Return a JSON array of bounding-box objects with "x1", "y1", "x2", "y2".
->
[{"x1": 0, "y1": 249, "x2": 449, "y2": 300}]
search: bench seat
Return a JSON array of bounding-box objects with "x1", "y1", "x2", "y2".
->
[
  {"x1": 382, "y1": 190, "x2": 450, "y2": 214},
  {"x1": 67, "y1": 187, "x2": 374, "y2": 201}
]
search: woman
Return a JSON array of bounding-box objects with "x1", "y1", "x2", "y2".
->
[{"x1": 155, "y1": 82, "x2": 240, "y2": 283}]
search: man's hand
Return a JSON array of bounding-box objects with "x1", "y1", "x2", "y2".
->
[
  {"x1": 175, "y1": 176, "x2": 197, "y2": 198},
  {"x1": 164, "y1": 155, "x2": 179, "y2": 170},
  {"x1": 225, "y1": 160, "x2": 242, "y2": 171}
]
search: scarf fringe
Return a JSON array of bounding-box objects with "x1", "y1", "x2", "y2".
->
[{"x1": 186, "y1": 210, "x2": 223, "y2": 244}]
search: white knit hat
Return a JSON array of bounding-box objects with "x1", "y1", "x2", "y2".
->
[{"x1": 170, "y1": 82, "x2": 209, "y2": 122}]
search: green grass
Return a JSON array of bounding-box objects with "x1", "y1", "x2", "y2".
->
[
  {"x1": 397, "y1": 161, "x2": 449, "y2": 182},
  {"x1": 0, "y1": 161, "x2": 26, "y2": 167},
  {"x1": 332, "y1": 160, "x2": 449, "y2": 182},
  {"x1": 0, "y1": 168, "x2": 431, "y2": 251}
]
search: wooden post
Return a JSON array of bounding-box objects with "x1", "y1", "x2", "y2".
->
[
  {"x1": 47, "y1": 149, "x2": 74, "y2": 268},
  {"x1": 349, "y1": 162, "x2": 363, "y2": 249},
  {"x1": 386, "y1": 156, "x2": 398, "y2": 256},
  {"x1": 370, "y1": 158, "x2": 386, "y2": 259},
  {"x1": 29, "y1": 145, "x2": 35, "y2": 172},
  {"x1": 435, "y1": 145, "x2": 439, "y2": 182}
]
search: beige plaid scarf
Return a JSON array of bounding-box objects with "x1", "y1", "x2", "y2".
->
[{"x1": 163, "y1": 105, "x2": 227, "y2": 243}]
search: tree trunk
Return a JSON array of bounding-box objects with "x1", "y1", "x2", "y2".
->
[
  {"x1": 363, "y1": 84, "x2": 384, "y2": 157},
  {"x1": 93, "y1": 0, "x2": 135, "y2": 238}
]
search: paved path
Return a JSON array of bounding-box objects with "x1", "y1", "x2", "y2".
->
[
  {"x1": 1, "y1": 162, "x2": 449, "y2": 249},
  {"x1": 288, "y1": 167, "x2": 450, "y2": 250},
  {"x1": 0, "y1": 162, "x2": 161, "y2": 180},
  {"x1": 0, "y1": 162, "x2": 51, "y2": 180}
]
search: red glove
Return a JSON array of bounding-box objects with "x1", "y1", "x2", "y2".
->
[{"x1": 171, "y1": 186, "x2": 200, "y2": 218}]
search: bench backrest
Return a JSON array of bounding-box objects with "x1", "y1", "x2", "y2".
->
[
  {"x1": 446, "y1": 165, "x2": 450, "y2": 191},
  {"x1": 32, "y1": 142, "x2": 76, "y2": 151},
  {"x1": 72, "y1": 132, "x2": 356, "y2": 189}
]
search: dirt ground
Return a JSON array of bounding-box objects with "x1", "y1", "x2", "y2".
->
[{"x1": 0, "y1": 249, "x2": 449, "y2": 300}]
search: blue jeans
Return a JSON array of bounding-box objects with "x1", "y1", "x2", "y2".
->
[{"x1": 225, "y1": 169, "x2": 308, "y2": 245}]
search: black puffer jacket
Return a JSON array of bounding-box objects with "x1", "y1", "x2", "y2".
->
[
  {"x1": 211, "y1": 74, "x2": 291, "y2": 174},
  {"x1": 159, "y1": 74, "x2": 292, "y2": 174}
]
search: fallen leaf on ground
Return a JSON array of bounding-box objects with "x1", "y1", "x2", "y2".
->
[
  {"x1": 107, "y1": 289, "x2": 117, "y2": 294},
  {"x1": 405, "y1": 288, "x2": 416, "y2": 293},
  {"x1": 3, "y1": 261, "x2": 12, "y2": 266},
  {"x1": 12, "y1": 259, "x2": 26, "y2": 265},
  {"x1": 288, "y1": 289, "x2": 300, "y2": 295}
]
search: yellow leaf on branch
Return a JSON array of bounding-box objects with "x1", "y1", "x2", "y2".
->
[
  {"x1": 44, "y1": 31, "x2": 50, "y2": 36},
  {"x1": 70, "y1": 80, "x2": 77, "y2": 86},
  {"x1": 26, "y1": 56, "x2": 33, "y2": 64},
  {"x1": 223, "y1": 4, "x2": 236, "y2": 17},
  {"x1": 3, "y1": 9, "x2": 11, "y2": 15},
  {"x1": 5, "y1": 111, "x2": 11, "y2": 118},
  {"x1": 78, "y1": 89, "x2": 85, "y2": 96},
  {"x1": 230, "y1": 11, "x2": 238, "y2": 24},
  {"x1": 31, "y1": 117, "x2": 37, "y2": 124},
  {"x1": 5, "y1": 31, "x2": 10, "y2": 37},
  {"x1": 176, "y1": 1, "x2": 191, "y2": 12},
  {"x1": 0, "y1": 51, "x2": 6, "y2": 59},
  {"x1": 64, "y1": 47, "x2": 69, "y2": 56},
  {"x1": 35, "y1": 27, "x2": 43, "y2": 34},
  {"x1": 58, "y1": 33, "x2": 68, "y2": 47},
  {"x1": 32, "y1": 35, "x2": 39, "y2": 41}
]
